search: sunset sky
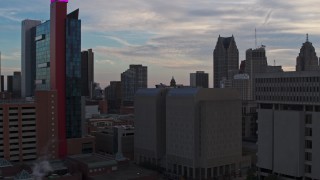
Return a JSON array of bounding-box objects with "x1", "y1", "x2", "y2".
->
[{"x1": 1, "y1": 0, "x2": 320, "y2": 88}]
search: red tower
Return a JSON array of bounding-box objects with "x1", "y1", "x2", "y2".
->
[{"x1": 50, "y1": 0, "x2": 68, "y2": 158}]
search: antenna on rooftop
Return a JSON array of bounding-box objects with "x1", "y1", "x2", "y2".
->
[
  {"x1": 306, "y1": 33, "x2": 309, "y2": 42},
  {"x1": 274, "y1": 59, "x2": 276, "y2": 66},
  {"x1": 255, "y1": 28, "x2": 257, "y2": 48}
]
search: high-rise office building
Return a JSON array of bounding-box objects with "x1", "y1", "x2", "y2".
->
[
  {"x1": 49, "y1": 0, "x2": 82, "y2": 157},
  {"x1": 81, "y1": 49, "x2": 94, "y2": 97},
  {"x1": 21, "y1": 19, "x2": 41, "y2": 97},
  {"x1": 12, "y1": 72, "x2": 21, "y2": 98},
  {"x1": 121, "y1": 65, "x2": 147, "y2": 106},
  {"x1": 296, "y1": 35, "x2": 320, "y2": 71},
  {"x1": 213, "y1": 35, "x2": 239, "y2": 88},
  {"x1": 65, "y1": 9, "x2": 82, "y2": 139},
  {"x1": 190, "y1": 71, "x2": 209, "y2": 88},
  {"x1": 35, "y1": 20, "x2": 51, "y2": 90}
]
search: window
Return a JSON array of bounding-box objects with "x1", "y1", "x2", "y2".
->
[
  {"x1": 305, "y1": 140, "x2": 312, "y2": 149},
  {"x1": 305, "y1": 152, "x2": 312, "y2": 161},
  {"x1": 305, "y1": 114, "x2": 312, "y2": 124},
  {"x1": 305, "y1": 164, "x2": 312, "y2": 173},
  {"x1": 305, "y1": 128, "x2": 312, "y2": 137}
]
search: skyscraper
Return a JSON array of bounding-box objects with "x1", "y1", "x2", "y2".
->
[
  {"x1": 49, "y1": 0, "x2": 82, "y2": 157},
  {"x1": 121, "y1": 65, "x2": 147, "y2": 106},
  {"x1": 190, "y1": 71, "x2": 209, "y2": 88},
  {"x1": 81, "y1": 49, "x2": 94, "y2": 97},
  {"x1": 65, "y1": 9, "x2": 82, "y2": 139},
  {"x1": 213, "y1": 35, "x2": 239, "y2": 88},
  {"x1": 21, "y1": 19, "x2": 41, "y2": 97},
  {"x1": 296, "y1": 34, "x2": 320, "y2": 71}
]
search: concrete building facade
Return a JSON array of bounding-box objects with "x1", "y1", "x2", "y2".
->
[
  {"x1": 255, "y1": 71, "x2": 320, "y2": 180},
  {"x1": 134, "y1": 88, "x2": 167, "y2": 167},
  {"x1": 166, "y1": 88, "x2": 243, "y2": 179},
  {"x1": 135, "y1": 88, "x2": 248, "y2": 179}
]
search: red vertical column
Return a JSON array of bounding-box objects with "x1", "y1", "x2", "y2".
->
[{"x1": 50, "y1": 1, "x2": 67, "y2": 158}]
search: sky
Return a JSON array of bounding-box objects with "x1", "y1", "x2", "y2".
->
[{"x1": 1, "y1": 0, "x2": 320, "y2": 88}]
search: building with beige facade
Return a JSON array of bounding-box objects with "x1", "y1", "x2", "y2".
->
[
  {"x1": 135, "y1": 88, "x2": 249, "y2": 179},
  {"x1": 255, "y1": 71, "x2": 320, "y2": 180}
]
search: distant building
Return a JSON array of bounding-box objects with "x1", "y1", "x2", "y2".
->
[
  {"x1": 225, "y1": 74, "x2": 257, "y2": 141},
  {"x1": 95, "y1": 126, "x2": 135, "y2": 159},
  {"x1": 213, "y1": 35, "x2": 239, "y2": 88},
  {"x1": 21, "y1": 19, "x2": 41, "y2": 97},
  {"x1": 12, "y1": 72, "x2": 21, "y2": 98},
  {"x1": 121, "y1": 65, "x2": 147, "y2": 106},
  {"x1": 105, "y1": 81, "x2": 122, "y2": 113},
  {"x1": 190, "y1": 71, "x2": 209, "y2": 88},
  {"x1": 7, "y1": 75, "x2": 13, "y2": 93},
  {"x1": 81, "y1": 49, "x2": 94, "y2": 97},
  {"x1": 1, "y1": 75, "x2": 4, "y2": 92},
  {"x1": 255, "y1": 71, "x2": 320, "y2": 179},
  {"x1": 296, "y1": 35, "x2": 320, "y2": 71}
]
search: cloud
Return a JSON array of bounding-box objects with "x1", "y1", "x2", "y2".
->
[{"x1": 2, "y1": 0, "x2": 320, "y2": 87}]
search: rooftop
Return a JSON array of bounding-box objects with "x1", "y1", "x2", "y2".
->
[{"x1": 68, "y1": 154, "x2": 117, "y2": 169}]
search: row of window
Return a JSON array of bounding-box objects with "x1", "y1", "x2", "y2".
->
[{"x1": 256, "y1": 76, "x2": 320, "y2": 83}]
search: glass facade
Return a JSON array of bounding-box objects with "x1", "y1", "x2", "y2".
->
[
  {"x1": 35, "y1": 21, "x2": 51, "y2": 90},
  {"x1": 65, "y1": 18, "x2": 82, "y2": 138}
]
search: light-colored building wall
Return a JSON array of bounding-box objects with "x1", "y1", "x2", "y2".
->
[
  {"x1": 273, "y1": 111, "x2": 304, "y2": 177},
  {"x1": 166, "y1": 88, "x2": 243, "y2": 179},
  {"x1": 134, "y1": 88, "x2": 167, "y2": 166},
  {"x1": 256, "y1": 109, "x2": 274, "y2": 170}
]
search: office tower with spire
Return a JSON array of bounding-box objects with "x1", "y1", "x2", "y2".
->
[
  {"x1": 213, "y1": 35, "x2": 239, "y2": 88},
  {"x1": 21, "y1": 19, "x2": 41, "y2": 97},
  {"x1": 296, "y1": 34, "x2": 320, "y2": 71}
]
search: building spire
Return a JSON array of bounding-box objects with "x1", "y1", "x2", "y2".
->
[{"x1": 306, "y1": 33, "x2": 309, "y2": 42}]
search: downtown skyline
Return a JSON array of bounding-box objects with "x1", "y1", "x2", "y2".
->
[{"x1": 1, "y1": 0, "x2": 320, "y2": 87}]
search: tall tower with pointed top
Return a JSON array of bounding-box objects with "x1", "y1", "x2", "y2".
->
[
  {"x1": 213, "y1": 35, "x2": 239, "y2": 88},
  {"x1": 296, "y1": 34, "x2": 319, "y2": 71}
]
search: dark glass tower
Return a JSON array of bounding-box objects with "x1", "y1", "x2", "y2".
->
[
  {"x1": 81, "y1": 49, "x2": 94, "y2": 97},
  {"x1": 65, "y1": 9, "x2": 82, "y2": 138}
]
